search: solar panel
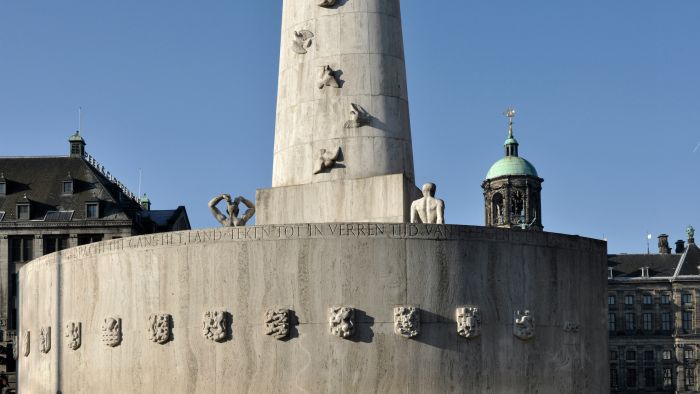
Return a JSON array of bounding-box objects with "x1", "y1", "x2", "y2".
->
[{"x1": 44, "y1": 210, "x2": 74, "y2": 222}]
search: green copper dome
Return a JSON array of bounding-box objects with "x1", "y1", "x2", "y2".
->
[
  {"x1": 486, "y1": 156, "x2": 538, "y2": 179},
  {"x1": 68, "y1": 131, "x2": 84, "y2": 142}
]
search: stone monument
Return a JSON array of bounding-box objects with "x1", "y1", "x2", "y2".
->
[{"x1": 17, "y1": 2, "x2": 608, "y2": 393}]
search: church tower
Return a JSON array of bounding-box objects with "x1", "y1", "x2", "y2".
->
[{"x1": 482, "y1": 108, "x2": 543, "y2": 230}]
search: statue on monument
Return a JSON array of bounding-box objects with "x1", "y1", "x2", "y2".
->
[
  {"x1": 208, "y1": 194, "x2": 256, "y2": 227},
  {"x1": 410, "y1": 183, "x2": 445, "y2": 224}
]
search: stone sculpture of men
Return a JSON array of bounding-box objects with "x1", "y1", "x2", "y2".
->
[
  {"x1": 208, "y1": 194, "x2": 256, "y2": 227},
  {"x1": 410, "y1": 183, "x2": 445, "y2": 224}
]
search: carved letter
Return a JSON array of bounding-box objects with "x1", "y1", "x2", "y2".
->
[
  {"x1": 393, "y1": 306, "x2": 420, "y2": 338},
  {"x1": 264, "y1": 308, "x2": 290, "y2": 340},
  {"x1": 514, "y1": 310, "x2": 535, "y2": 340},
  {"x1": 148, "y1": 314, "x2": 172, "y2": 344},
  {"x1": 563, "y1": 321, "x2": 580, "y2": 333},
  {"x1": 329, "y1": 307, "x2": 355, "y2": 339},
  {"x1": 456, "y1": 307, "x2": 482, "y2": 339},
  {"x1": 101, "y1": 316, "x2": 122, "y2": 347},
  {"x1": 202, "y1": 310, "x2": 228, "y2": 342},
  {"x1": 65, "y1": 321, "x2": 81, "y2": 350}
]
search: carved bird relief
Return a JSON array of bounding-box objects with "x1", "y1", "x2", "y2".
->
[
  {"x1": 318, "y1": 65, "x2": 340, "y2": 89},
  {"x1": 313, "y1": 147, "x2": 342, "y2": 174},
  {"x1": 344, "y1": 103, "x2": 371, "y2": 128},
  {"x1": 318, "y1": 0, "x2": 337, "y2": 7},
  {"x1": 292, "y1": 30, "x2": 314, "y2": 54}
]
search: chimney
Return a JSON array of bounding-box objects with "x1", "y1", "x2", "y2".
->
[
  {"x1": 676, "y1": 240, "x2": 686, "y2": 254},
  {"x1": 658, "y1": 234, "x2": 671, "y2": 254}
]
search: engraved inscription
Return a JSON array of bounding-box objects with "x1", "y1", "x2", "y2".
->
[
  {"x1": 65, "y1": 321, "x2": 81, "y2": 350},
  {"x1": 102, "y1": 317, "x2": 122, "y2": 347},
  {"x1": 264, "y1": 308, "x2": 290, "y2": 340},
  {"x1": 456, "y1": 307, "x2": 482, "y2": 339},
  {"x1": 202, "y1": 310, "x2": 228, "y2": 342},
  {"x1": 394, "y1": 306, "x2": 420, "y2": 338},
  {"x1": 148, "y1": 314, "x2": 172, "y2": 344},
  {"x1": 329, "y1": 307, "x2": 355, "y2": 339},
  {"x1": 563, "y1": 321, "x2": 580, "y2": 333},
  {"x1": 40, "y1": 326, "x2": 51, "y2": 354}
]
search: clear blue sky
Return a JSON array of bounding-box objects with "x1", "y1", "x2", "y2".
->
[{"x1": 1, "y1": 1, "x2": 698, "y2": 253}]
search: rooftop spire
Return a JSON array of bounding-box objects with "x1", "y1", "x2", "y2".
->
[{"x1": 502, "y1": 107, "x2": 519, "y2": 157}]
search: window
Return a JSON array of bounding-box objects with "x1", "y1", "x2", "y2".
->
[
  {"x1": 77, "y1": 234, "x2": 103, "y2": 246},
  {"x1": 643, "y1": 313, "x2": 653, "y2": 331},
  {"x1": 663, "y1": 350, "x2": 672, "y2": 360},
  {"x1": 645, "y1": 368, "x2": 655, "y2": 387},
  {"x1": 0, "y1": 181, "x2": 5, "y2": 195},
  {"x1": 609, "y1": 295, "x2": 616, "y2": 305},
  {"x1": 663, "y1": 368, "x2": 673, "y2": 388},
  {"x1": 625, "y1": 312, "x2": 636, "y2": 331},
  {"x1": 685, "y1": 348, "x2": 694, "y2": 360},
  {"x1": 627, "y1": 350, "x2": 637, "y2": 361},
  {"x1": 686, "y1": 368, "x2": 695, "y2": 388},
  {"x1": 662, "y1": 312, "x2": 672, "y2": 332},
  {"x1": 643, "y1": 294, "x2": 653, "y2": 305},
  {"x1": 661, "y1": 294, "x2": 671, "y2": 305},
  {"x1": 43, "y1": 236, "x2": 69, "y2": 255},
  {"x1": 641, "y1": 267, "x2": 650, "y2": 277},
  {"x1": 609, "y1": 313, "x2": 616, "y2": 332},
  {"x1": 86, "y1": 203, "x2": 99, "y2": 219},
  {"x1": 611, "y1": 368, "x2": 619, "y2": 388},
  {"x1": 683, "y1": 293, "x2": 693, "y2": 305},
  {"x1": 625, "y1": 295, "x2": 635, "y2": 305},
  {"x1": 16, "y1": 204, "x2": 29, "y2": 220},
  {"x1": 644, "y1": 350, "x2": 655, "y2": 361},
  {"x1": 611, "y1": 350, "x2": 618, "y2": 361},
  {"x1": 683, "y1": 311, "x2": 693, "y2": 332},
  {"x1": 627, "y1": 368, "x2": 637, "y2": 388},
  {"x1": 9, "y1": 236, "x2": 33, "y2": 263},
  {"x1": 608, "y1": 267, "x2": 614, "y2": 279},
  {"x1": 62, "y1": 181, "x2": 73, "y2": 195}
]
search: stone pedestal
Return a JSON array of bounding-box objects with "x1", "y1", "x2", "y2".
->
[{"x1": 256, "y1": 173, "x2": 420, "y2": 224}]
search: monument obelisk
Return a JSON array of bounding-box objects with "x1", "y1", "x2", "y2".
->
[{"x1": 256, "y1": 0, "x2": 420, "y2": 224}]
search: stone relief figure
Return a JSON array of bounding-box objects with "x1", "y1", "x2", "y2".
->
[
  {"x1": 318, "y1": 0, "x2": 337, "y2": 8},
  {"x1": 456, "y1": 307, "x2": 482, "y2": 339},
  {"x1": 209, "y1": 194, "x2": 256, "y2": 227},
  {"x1": 318, "y1": 65, "x2": 340, "y2": 89},
  {"x1": 393, "y1": 306, "x2": 420, "y2": 338},
  {"x1": 292, "y1": 30, "x2": 314, "y2": 54},
  {"x1": 344, "y1": 103, "x2": 371, "y2": 129},
  {"x1": 410, "y1": 183, "x2": 445, "y2": 224},
  {"x1": 101, "y1": 317, "x2": 122, "y2": 347},
  {"x1": 148, "y1": 314, "x2": 172, "y2": 345},
  {"x1": 329, "y1": 307, "x2": 355, "y2": 339},
  {"x1": 65, "y1": 321, "x2": 81, "y2": 350},
  {"x1": 22, "y1": 330, "x2": 29, "y2": 357},
  {"x1": 39, "y1": 326, "x2": 51, "y2": 354},
  {"x1": 563, "y1": 321, "x2": 580, "y2": 333},
  {"x1": 11, "y1": 335, "x2": 17, "y2": 360},
  {"x1": 202, "y1": 310, "x2": 228, "y2": 342},
  {"x1": 513, "y1": 310, "x2": 535, "y2": 340},
  {"x1": 264, "y1": 308, "x2": 290, "y2": 340},
  {"x1": 313, "y1": 147, "x2": 342, "y2": 175}
]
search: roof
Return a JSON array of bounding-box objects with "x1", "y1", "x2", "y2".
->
[
  {"x1": 0, "y1": 156, "x2": 141, "y2": 222},
  {"x1": 140, "y1": 207, "x2": 190, "y2": 232},
  {"x1": 486, "y1": 156, "x2": 539, "y2": 179},
  {"x1": 68, "y1": 131, "x2": 85, "y2": 143},
  {"x1": 608, "y1": 242, "x2": 700, "y2": 280}
]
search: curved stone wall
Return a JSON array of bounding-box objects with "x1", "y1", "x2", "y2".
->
[{"x1": 19, "y1": 224, "x2": 608, "y2": 393}]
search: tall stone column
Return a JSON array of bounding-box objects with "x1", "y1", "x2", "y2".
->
[{"x1": 257, "y1": 0, "x2": 420, "y2": 224}]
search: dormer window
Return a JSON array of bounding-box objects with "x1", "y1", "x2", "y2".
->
[
  {"x1": 641, "y1": 267, "x2": 650, "y2": 278},
  {"x1": 608, "y1": 267, "x2": 614, "y2": 279},
  {"x1": 0, "y1": 181, "x2": 5, "y2": 196},
  {"x1": 86, "y1": 202, "x2": 100, "y2": 219},
  {"x1": 16, "y1": 203, "x2": 30, "y2": 220},
  {"x1": 62, "y1": 181, "x2": 73, "y2": 195}
]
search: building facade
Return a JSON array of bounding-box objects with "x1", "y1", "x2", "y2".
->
[
  {"x1": 0, "y1": 132, "x2": 190, "y2": 385},
  {"x1": 608, "y1": 230, "x2": 700, "y2": 393}
]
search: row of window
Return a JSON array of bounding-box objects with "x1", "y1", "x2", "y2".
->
[
  {"x1": 8, "y1": 234, "x2": 105, "y2": 262},
  {"x1": 611, "y1": 366, "x2": 693, "y2": 390},
  {"x1": 609, "y1": 293, "x2": 693, "y2": 306},
  {"x1": 609, "y1": 311, "x2": 693, "y2": 332},
  {"x1": 611, "y1": 348, "x2": 691, "y2": 362},
  {"x1": 13, "y1": 202, "x2": 100, "y2": 220}
]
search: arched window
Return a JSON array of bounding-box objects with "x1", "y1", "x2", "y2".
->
[{"x1": 492, "y1": 193, "x2": 504, "y2": 225}]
